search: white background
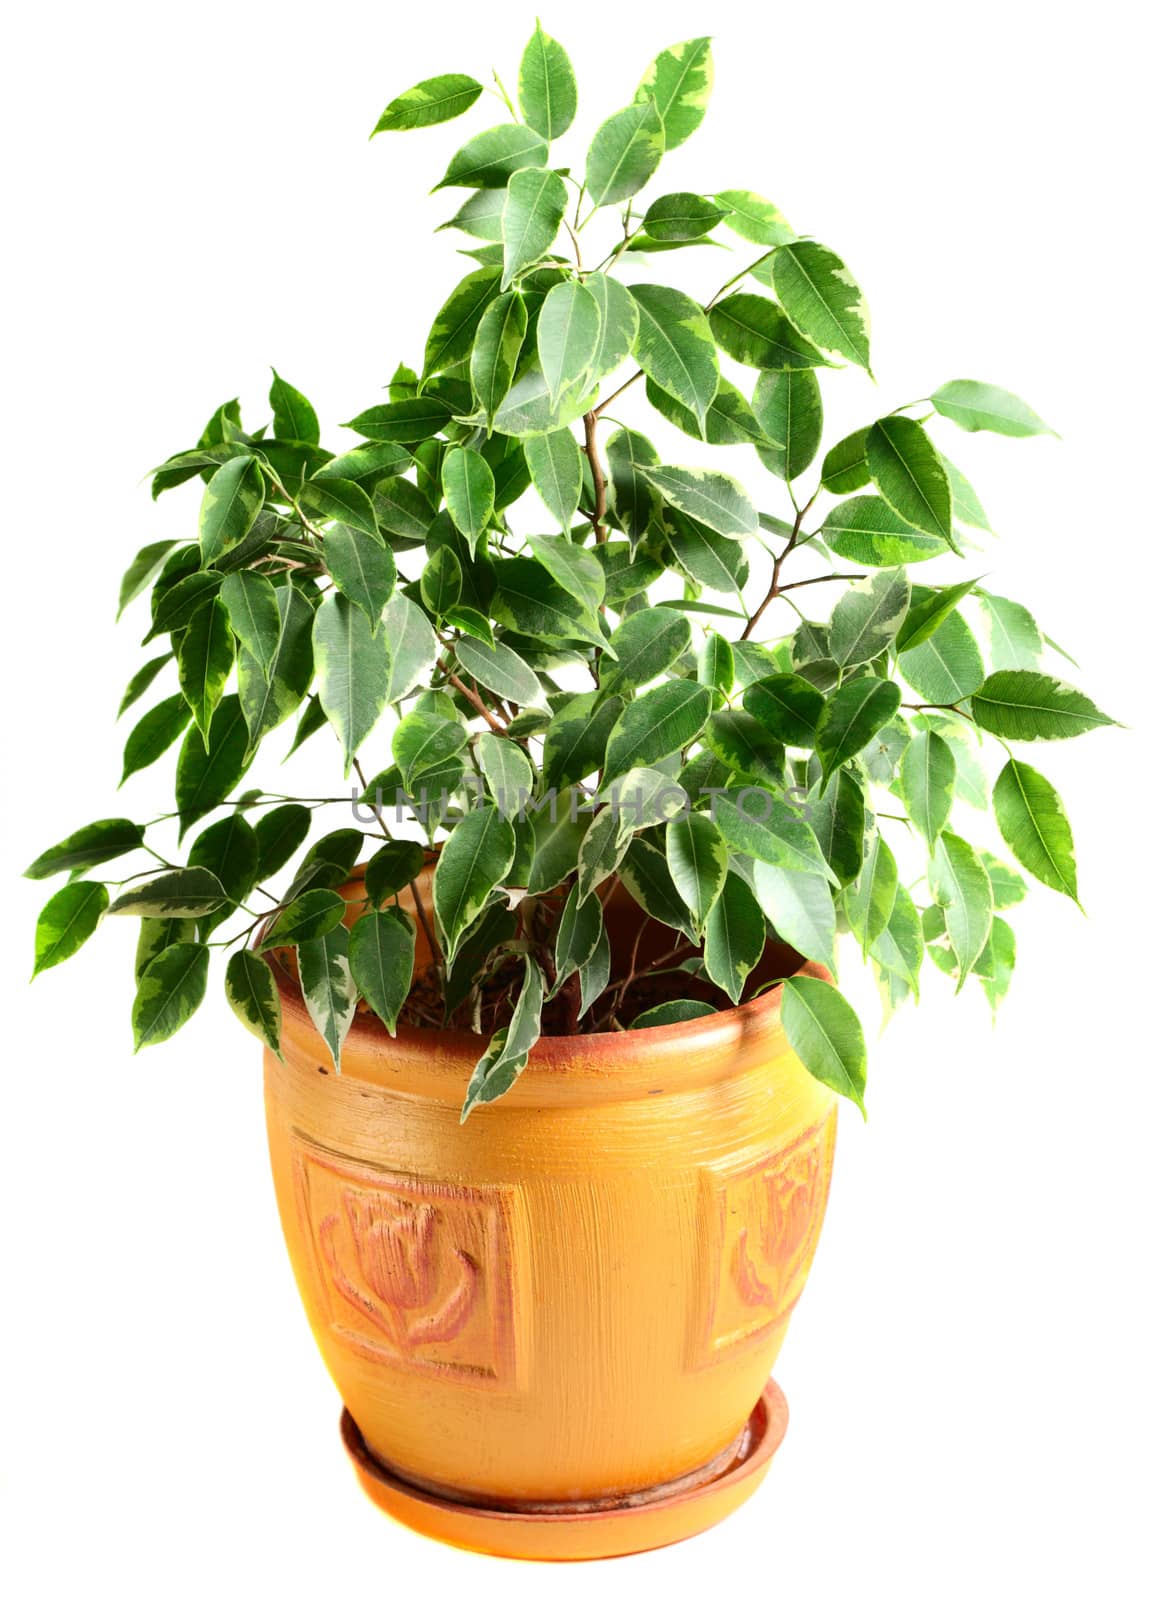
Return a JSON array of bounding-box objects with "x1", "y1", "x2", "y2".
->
[{"x1": 2, "y1": 1, "x2": 1153, "y2": 1594}]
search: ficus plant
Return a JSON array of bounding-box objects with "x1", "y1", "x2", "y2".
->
[{"x1": 26, "y1": 27, "x2": 1115, "y2": 1121}]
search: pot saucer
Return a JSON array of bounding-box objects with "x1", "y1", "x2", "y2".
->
[{"x1": 340, "y1": 1378, "x2": 788, "y2": 1562}]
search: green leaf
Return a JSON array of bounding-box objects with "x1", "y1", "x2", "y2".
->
[
  {"x1": 501, "y1": 166, "x2": 567, "y2": 289},
  {"x1": 491, "y1": 363, "x2": 593, "y2": 438},
  {"x1": 821, "y1": 428, "x2": 871, "y2": 495},
  {"x1": 703, "y1": 871, "x2": 763, "y2": 1004},
  {"x1": 630, "y1": 283, "x2": 719, "y2": 427},
  {"x1": 435, "y1": 123, "x2": 549, "y2": 189},
  {"x1": 899, "y1": 608, "x2": 985, "y2": 703},
  {"x1": 745, "y1": 673, "x2": 825, "y2": 747},
  {"x1": 285, "y1": 829, "x2": 363, "y2": 898},
  {"x1": 346, "y1": 396, "x2": 454, "y2": 444},
  {"x1": 603, "y1": 767, "x2": 688, "y2": 835},
  {"x1": 980, "y1": 594, "x2": 1044, "y2": 670},
  {"x1": 121, "y1": 693, "x2": 192, "y2": 783},
  {"x1": 299, "y1": 926, "x2": 358, "y2": 1071},
  {"x1": 383, "y1": 593, "x2": 439, "y2": 704},
  {"x1": 815, "y1": 678, "x2": 903, "y2": 786},
  {"x1": 32, "y1": 881, "x2": 108, "y2": 977},
  {"x1": 602, "y1": 680, "x2": 713, "y2": 784},
  {"x1": 806, "y1": 768, "x2": 865, "y2": 886},
  {"x1": 971, "y1": 670, "x2": 1116, "y2": 741},
  {"x1": 187, "y1": 812, "x2": 259, "y2": 930},
  {"x1": 524, "y1": 429, "x2": 582, "y2": 529},
  {"x1": 518, "y1": 22, "x2": 577, "y2": 139},
  {"x1": 620, "y1": 836, "x2": 696, "y2": 941},
  {"x1": 542, "y1": 691, "x2": 624, "y2": 788},
  {"x1": 576, "y1": 806, "x2": 630, "y2": 902},
  {"x1": 605, "y1": 427, "x2": 660, "y2": 544},
  {"x1": 313, "y1": 592, "x2": 391, "y2": 769},
  {"x1": 638, "y1": 465, "x2": 757, "y2": 538},
  {"x1": 117, "y1": 539, "x2": 181, "y2": 618},
  {"x1": 462, "y1": 956, "x2": 546, "y2": 1117},
  {"x1": 254, "y1": 804, "x2": 311, "y2": 879},
  {"x1": 470, "y1": 292, "x2": 528, "y2": 419},
  {"x1": 866, "y1": 417, "x2": 954, "y2": 545},
  {"x1": 25, "y1": 817, "x2": 145, "y2": 880},
  {"x1": 177, "y1": 596, "x2": 234, "y2": 741},
  {"x1": 634, "y1": 36, "x2": 713, "y2": 150},
  {"x1": 993, "y1": 758, "x2": 1079, "y2": 902},
  {"x1": 781, "y1": 975, "x2": 866, "y2": 1111},
  {"x1": 664, "y1": 510, "x2": 747, "y2": 596},
  {"x1": 526, "y1": 531, "x2": 605, "y2": 612},
  {"x1": 930, "y1": 831, "x2": 993, "y2": 988},
  {"x1": 237, "y1": 584, "x2": 315, "y2": 746},
  {"x1": 434, "y1": 804, "x2": 516, "y2": 960},
  {"x1": 896, "y1": 578, "x2": 979, "y2": 652},
  {"x1": 537, "y1": 280, "x2": 601, "y2": 403},
  {"x1": 423, "y1": 266, "x2": 503, "y2": 378},
  {"x1": 373, "y1": 72, "x2": 483, "y2": 133},
  {"x1": 132, "y1": 942, "x2": 210, "y2": 1051},
  {"x1": 931, "y1": 380, "x2": 1053, "y2": 438},
  {"x1": 822, "y1": 494, "x2": 950, "y2": 566},
  {"x1": 942, "y1": 455, "x2": 991, "y2": 532},
  {"x1": 298, "y1": 476, "x2": 379, "y2": 540},
  {"x1": 585, "y1": 272, "x2": 640, "y2": 387},
  {"x1": 220, "y1": 572, "x2": 281, "y2": 678},
  {"x1": 973, "y1": 914, "x2": 1015, "y2": 1011},
  {"x1": 349, "y1": 908, "x2": 415, "y2": 1036},
  {"x1": 323, "y1": 522, "x2": 397, "y2": 630},
  {"x1": 900, "y1": 729, "x2": 956, "y2": 844},
  {"x1": 421, "y1": 545, "x2": 464, "y2": 617},
  {"x1": 133, "y1": 918, "x2": 195, "y2": 983},
  {"x1": 752, "y1": 862, "x2": 836, "y2": 971},
  {"x1": 704, "y1": 710, "x2": 786, "y2": 787},
  {"x1": 666, "y1": 810, "x2": 727, "y2": 933},
  {"x1": 712, "y1": 792, "x2": 836, "y2": 882},
  {"x1": 770, "y1": 242, "x2": 871, "y2": 372},
  {"x1": 829, "y1": 568, "x2": 911, "y2": 668},
  {"x1": 258, "y1": 887, "x2": 347, "y2": 951},
  {"x1": 980, "y1": 852, "x2": 1027, "y2": 910},
  {"x1": 109, "y1": 867, "x2": 227, "y2": 918},
  {"x1": 715, "y1": 190, "x2": 794, "y2": 246},
  {"x1": 361, "y1": 842, "x2": 424, "y2": 908},
  {"x1": 643, "y1": 192, "x2": 728, "y2": 241},
  {"x1": 552, "y1": 882, "x2": 604, "y2": 992},
  {"x1": 269, "y1": 368, "x2": 320, "y2": 444},
  {"x1": 699, "y1": 632, "x2": 735, "y2": 703},
  {"x1": 752, "y1": 368, "x2": 823, "y2": 480},
  {"x1": 585, "y1": 99, "x2": 664, "y2": 207},
  {"x1": 492, "y1": 557, "x2": 603, "y2": 649},
  {"x1": 476, "y1": 731, "x2": 534, "y2": 818},
  {"x1": 631, "y1": 998, "x2": 715, "y2": 1029},
  {"x1": 647, "y1": 376, "x2": 773, "y2": 449},
  {"x1": 118, "y1": 652, "x2": 173, "y2": 719},
  {"x1": 870, "y1": 884, "x2": 924, "y2": 1002},
  {"x1": 455, "y1": 634, "x2": 543, "y2": 706},
  {"x1": 393, "y1": 713, "x2": 468, "y2": 791},
  {"x1": 845, "y1": 831, "x2": 898, "y2": 950},
  {"x1": 175, "y1": 695, "x2": 252, "y2": 834},
  {"x1": 225, "y1": 950, "x2": 283, "y2": 1058},
  {"x1": 199, "y1": 456, "x2": 264, "y2": 565},
  {"x1": 709, "y1": 292, "x2": 825, "y2": 370}
]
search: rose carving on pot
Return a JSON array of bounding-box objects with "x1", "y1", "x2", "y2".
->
[
  {"x1": 733, "y1": 1138, "x2": 825, "y2": 1313},
  {"x1": 319, "y1": 1188, "x2": 479, "y2": 1353}
]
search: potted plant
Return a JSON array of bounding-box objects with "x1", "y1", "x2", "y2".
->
[{"x1": 25, "y1": 23, "x2": 1115, "y2": 1561}]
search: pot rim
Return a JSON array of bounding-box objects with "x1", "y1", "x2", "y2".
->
[{"x1": 265, "y1": 933, "x2": 830, "y2": 1105}]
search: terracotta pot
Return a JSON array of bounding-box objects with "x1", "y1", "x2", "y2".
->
[{"x1": 262, "y1": 872, "x2": 837, "y2": 1559}]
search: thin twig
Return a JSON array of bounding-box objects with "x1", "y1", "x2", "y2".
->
[{"x1": 582, "y1": 411, "x2": 609, "y2": 543}]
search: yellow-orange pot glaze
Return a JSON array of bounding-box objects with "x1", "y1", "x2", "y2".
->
[{"x1": 262, "y1": 878, "x2": 837, "y2": 1551}]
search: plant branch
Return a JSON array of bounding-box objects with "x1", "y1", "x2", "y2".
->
[
  {"x1": 740, "y1": 489, "x2": 820, "y2": 640},
  {"x1": 446, "y1": 671, "x2": 507, "y2": 733},
  {"x1": 593, "y1": 369, "x2": 643, "y2": 418},
  {"x1": 778, "y1": 570, "x2": 866, "y2": 592},
  {"x1": 582, "y1": 411, "x2": 609, "y2": 543}
]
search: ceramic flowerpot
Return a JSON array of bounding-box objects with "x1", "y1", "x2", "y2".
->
[{"x1": 262, "y1": 875, "x2": 837, "y2": 1560}]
